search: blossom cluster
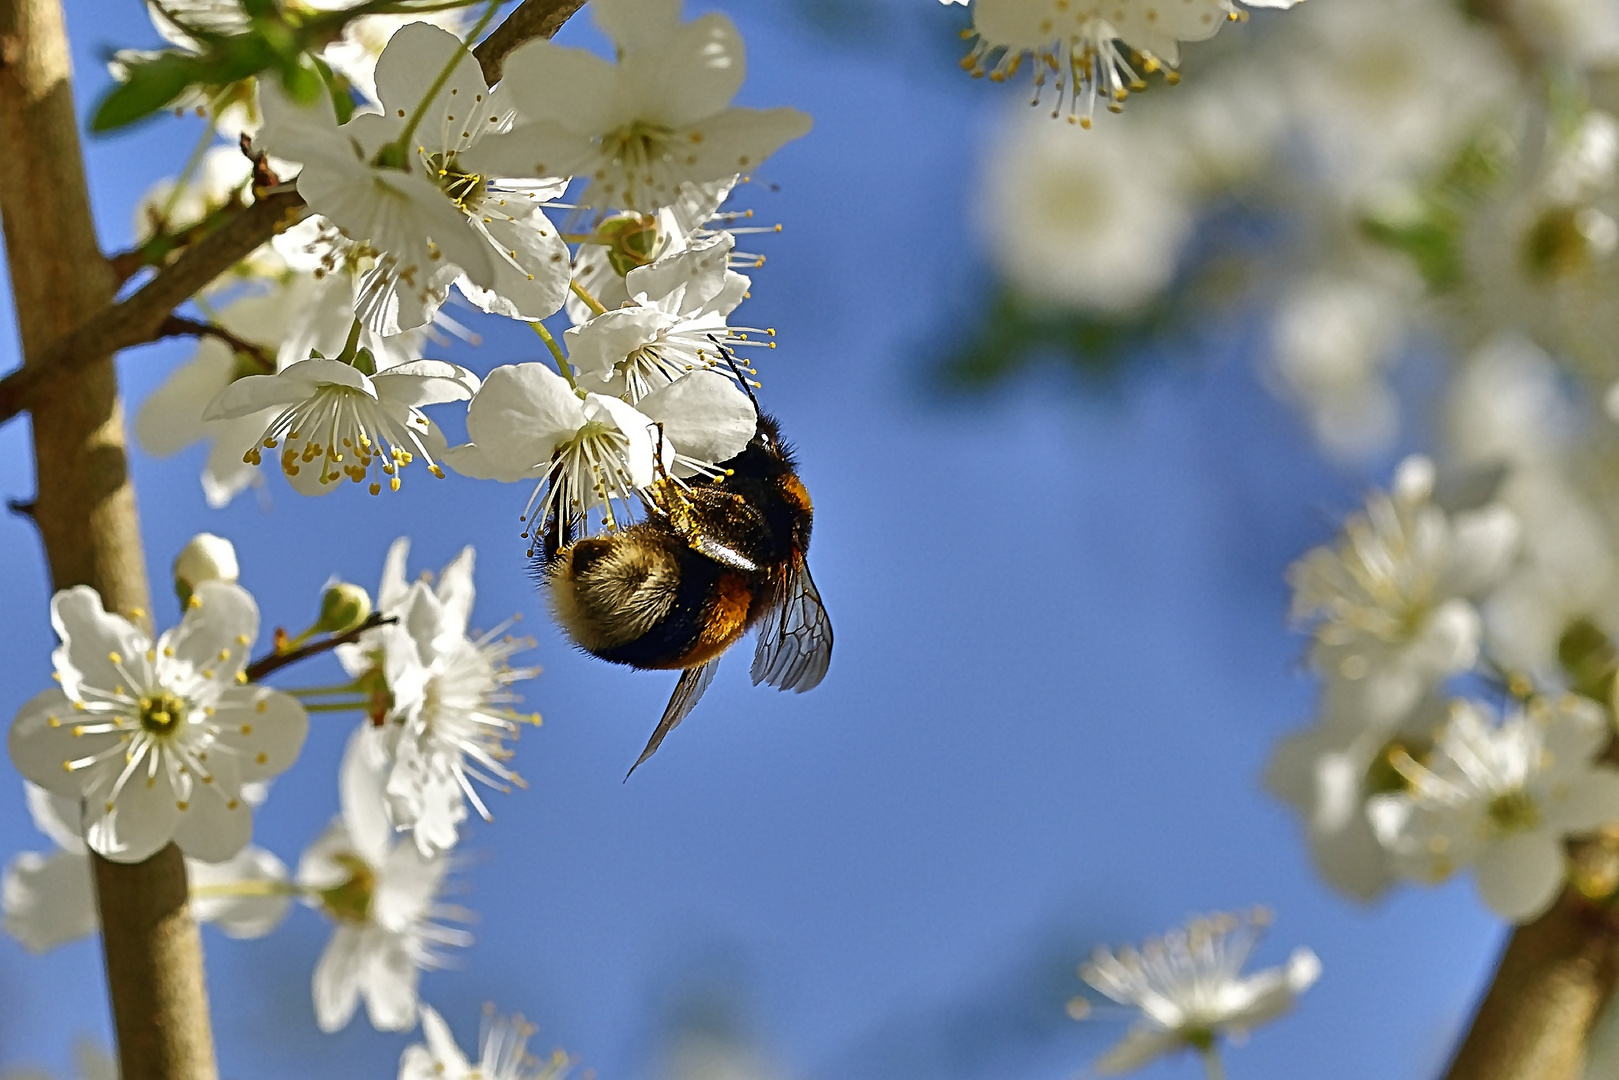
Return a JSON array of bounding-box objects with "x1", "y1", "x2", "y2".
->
[
  {"x1": 5, "y1": 532, "x2": 544, "y2": 1044},
  {"x1": 9, "y1": 0, "x2": 816, "y2": 1067},
  {"x1": 136, "y1": 0, "x2": 806, "y2": 544},
  {"x1": 1267, "y1": 454, "x2": 1619, "y2": 922}
]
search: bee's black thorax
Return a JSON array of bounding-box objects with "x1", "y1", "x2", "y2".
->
[{"x1": 703, "y1": 414, "x2": 813, "y2": 567}]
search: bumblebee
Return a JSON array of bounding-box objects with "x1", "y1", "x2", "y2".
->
[{"x1": 543, "y1": 413, "x2": 833, "y2": 774}]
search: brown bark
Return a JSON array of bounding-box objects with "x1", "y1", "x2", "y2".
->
[
  {"x1": 472, "y1": 0, "x2": 589, "y2": 83},
  {"x1": 0, "y1": 1, "x2": 216, "y2": 1078},
  {"x1": 1444, "y1": 889, "x2": 1619, "y2": 1080}
]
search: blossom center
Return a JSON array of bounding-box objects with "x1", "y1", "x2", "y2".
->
[
  {"x1": 1488, "y1": 789, "x2": 1541, "y2": 833},
  {"x1": 1523, "y1": 205, "x2": 1616, "y2": 280},
  {"x1": 318, "y1": 852, "x2": 376, "y2": 924},
  {"x1": 426, "y1": 151, "x2": 486, "y2": 213},
  {"x1": 605, "y1": 121, "x2": 675, "y2": 171},
  {"x1": 138, "y1": 691, "x2": 188, "y2": 737}
]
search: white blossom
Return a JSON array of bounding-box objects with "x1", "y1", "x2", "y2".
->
[
  {"x1": 300, "y1": 728, "x2": 471, "y2": 1032},
  {"x1": 335, "y1": 537, "x2": 541, "y2": 855},
  {"x1": 484, "y1": 0, "x2": 812, "y2": 212},
  {"x1": 135, "y1": 275, "x2": 424, "y2": 507},
  {"x1": 1288, "y1": 456, "x2": 1520, "y2": 728},
  {"x1": 567, "y1": 177, "x2": 740, "y2": 322},
  {"x1": 1369, "y1": 695, "x2": 1619, "y2": 922},
  {"x1": 442, "y1": 362, "x2": 660, "y2": 541},
  {"x1": 960, "y1": 0, "x2": 1298, "y2": 127},
  {"x1": 1079, "y1": 910, "x2": 1320, "y2": 1074},
  {"x1": 204, "y1": 357, "x2": 477, "y2": 497},
  {"x1": 399, "y1": 1005, "x2": 573, "y2": 1080},
  {"x1": 255, "y1": 24, "x2": 570, "y2": 334},
  {"x1": 1265, "y1": 695, "x2": 1449, "y2": 902},
  {"x1": 8, "y1": 584, "x2": 307, "y2": 864},
  {"x1": 3, "y1": 784, "x2": 289, "y2": 952},
  {"x1": 1268, "y1": 274, "x2": 1411, "y2": 461},
  {"x1": 565, "y1": 234, "x2": 755, "y2": 402},
  {"x1": 980, "y1": 111, "x2": 1193, "y2": 312}
]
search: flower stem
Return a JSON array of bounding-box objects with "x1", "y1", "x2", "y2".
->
[
  {"x1": 1200, "y1": 1046, "x2": 1227, "y2": 1080},
  {"x1": 530, "y1": 320, "x2": 579, "y2": 389},
  {"x1": 243, "y1": 611, "x2": 396, "y2": 682},
  {"x1": 189, "y1": 879, "x2": 310, "y2": 899},
  {"x1": 335, "y1": 318, "x2": 363, "y2": 365},
  {"x1": 392, "y1": 0, "x2": 502, "y2": 155},
  {"x1": 568, "y1": 277, "x2": 609, "y2": 316},
  {"x1": 301, "y1": 699, "x2": 372, "y2": 714}
]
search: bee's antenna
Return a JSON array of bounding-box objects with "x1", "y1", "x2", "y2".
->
[
  {"x1": 650, "y1": 421, "x2": 672, "y2": 483},
  {"x1": 711, "y1": 337, "x2": 761, "y2": 413}
]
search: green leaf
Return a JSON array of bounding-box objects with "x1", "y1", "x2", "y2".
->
[
  {"x1": 92, "y1": 52, "x2": 207, "y2": 131},
  {"x1": 312, "y1": 57, "x2": 358, "y2": 125}
]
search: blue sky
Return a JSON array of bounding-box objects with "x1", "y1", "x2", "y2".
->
[{"x1": 0, "y1": 3, "x2": 1508, "y2": 1078}]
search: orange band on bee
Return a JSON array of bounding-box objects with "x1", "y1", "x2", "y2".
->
[
  {"x1": 676, "y1": 573, "x2": 753, "y2": 667},
  {"x1": 779, "y1": 474, "x2": 812, "y2": 515}
]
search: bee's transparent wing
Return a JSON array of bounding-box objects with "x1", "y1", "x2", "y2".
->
[
  {"x1": 626, "y1": 660, "x2": 720, "y2": 779},
  {"x1": 751, "y1": 558, "x2": 832, "y2": 693}
]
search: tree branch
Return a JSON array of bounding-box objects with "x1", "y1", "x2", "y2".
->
[
  {"x1": 473, "y1": 0, "x2": 589, "y2": 85},
  {"x1": 0, "y1": 1, "x2": 216, "y2": 1078},
  {"x1": 0, "y1": 188, "x2": 303, "y2": 424},
  {"x1": 158, "y1": 314, "x2": 276, "y2": 373},
  {"x1": 244, "y1": 612, "x2": 397, "y2": 682},
  {"x1": 1444, "y1": 888, "x2": 1619, "y2": 1080}
]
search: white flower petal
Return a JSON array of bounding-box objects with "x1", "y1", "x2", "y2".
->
[
  {"x1": 3, "y1": 849, "x2": 97, "y2": 952},
  {"x1": 313, "y1": 925, "x2": 367, "y2": 1032},
  {"x1": 418, "y1": 1004, "x2": 471, "y2": 1073},
  {"x1": 1476, "y1": 831, "x2": 1566, "y2": 922},
  {"x1": 620, "y1": 12, "x2": 746, "y2": 129},
  {"x1": 25, "y1": 783, "x2": 86, "y2": 854},
  {"x1": 50, "y1": 586, "x2": 149, "y2": 705},
  {"x1": 1545, "y1": 769, "x2": 1619, "y2": 833},
  {"x1": 454, "y1": 214, "x2": 570, "y2": 322},
  {"x1": 159, "y1": 580, "x2": 258, "y2": 686},
  {"x1": 636, "y1": 369, "x2": 756, "y2": 468},
  {"x1": 462, "y1": 363, "x2": 588, "y2": 468},
  {"x1": 1094, "y1": 1027, "x2": 1182, "y2": 1074},
  {"x1": 494, "y1": 39, "x2": 618, "y2": 130},
  {"x1": 189, "y1": 845, "x2": 291, "y2": 938},
  {"x1": 136, "y1": 345, "x2": 236, "y2": 457},
  {"x1": 171, "y1": 785, "x2": 253, "y2": 864},
  {"x1": 84, "y1": 761, "x2": 180, "y2": 865},
  {"x1": 9, "y1": 689, "x2": 99, "y2": 798}
]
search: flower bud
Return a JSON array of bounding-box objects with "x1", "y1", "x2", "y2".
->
[
  {"x1": 317, "y1": 583, "x2": 372, "y2": 635},
  {"x1": 595, "y1": 212, "x2": 661, "y2": 277},
  {"x1": 173, "y1": 533, "x2": 239, "y2": 607}
]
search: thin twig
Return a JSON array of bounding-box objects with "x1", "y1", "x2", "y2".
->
[
  {"x1": 157, "y1": 314, "x2": 275, "y2": 373},
  {"x1": 243, "y1": 612, "x2": 397, "y2": 683}
]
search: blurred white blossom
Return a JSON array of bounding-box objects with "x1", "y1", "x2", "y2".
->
[
  {"x1": 3, "y1": 783, "x2": 289, "y2": 952},
  {"x1": 399, "y1": 1005, "x2": 572, "y2": 1080},
  {"x1": 1288, "y1": 456, "x2": 1520, "y2": 728},
  {"x1": 1078, "y1": 910, "x2": 1320, "y2": 1074},
  {"x1": 980, "y1": 113, "x2": 1193, "y2": 312},
  {"x1": 1369, "y1": 695, "x2": 1619, "y2": 921}
]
